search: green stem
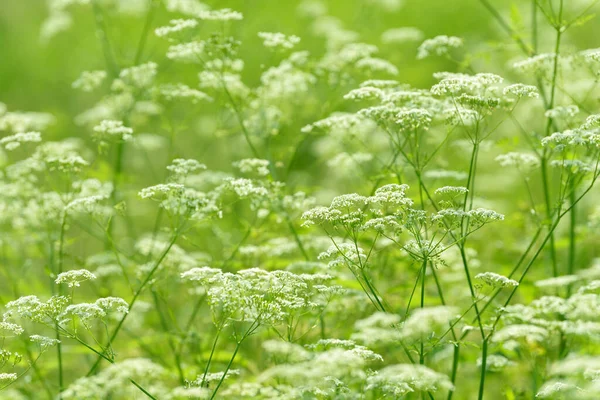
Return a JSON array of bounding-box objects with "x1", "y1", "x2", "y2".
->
[
  {"x1": 221, "y1": 79, "x2": 259, "y2": 158},
  {"x1": 86, "y1": 232, "x2": 180, "y2": 375},
  {"x1": 91, "y1": 0, "x2": 119, "y2": 77},
  {"x1": 55, "y1": 327, "x2": 63, "y2": 398},
  {"x1": 540, "y1": 2, "x2": 564, "y2": 278},
  {"x1": 459, "y1": 142, "x2": 486, "y2": 339},
  {"x1": 477, "y1": 339, "x2": 488, "y2": 400},
  {"x1": 56, "y1": 211, "x2": 67, "y2": 398},
  {"x1": 285, "y1": 214, "x2": 310, "y2": 261},
  {"x1": 133, "y1": 0, "x2": 158, "y2": 65},
  {"x1": 478, "y1": 0, "x2": 533, "y2": 55},
  {"x1": 532, "y1": 0, "x2": 538, "y2": 53},
  {"x1": 152, "y1": 291, "x2": 185, "y2": 384},
  {"x1": 130, "y1": 380, "x2": 158, "y2": 400},
  {"x1": 24, "y1": 346, "x2": 53, "y2": 400},
  {"x1": 209, "y1": 324, "x2": 253, "y2": 400},
  {"x1": 567, "y1": 187, "x2": 576, "y2": 295},
  {"x1": 431, "y1": 265, "x2": 460, "y2": 399},
  {"x1": 448, "y1": 344, "x2": 460, "y2": 400},
  {"x1": 540, "y1": 158, "x2": 558, "y2": 277},
  {"x1": 201, "y1": 323, "x2": 224, "y2": 386},
  {"x1": 419, "y1": 256, "x2": 427, "y2": 365},
  {"x1": 107, "y1": 141, "x2": 125, "y2": 241}
]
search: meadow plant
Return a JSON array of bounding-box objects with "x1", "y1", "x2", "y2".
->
[{"x1": 1, "y1": 0, "x2": 600, "y2": 399}]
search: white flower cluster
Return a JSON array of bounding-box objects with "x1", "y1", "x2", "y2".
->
[
  {"x1": 301, "y1": 113, "x2": 366, "y2": 134},
  {"x1": 231, "y1": 339, "x2": 382, "y2": 397},
  {"x1": 258, "y1": 32, "x2": 301, "y2": 50},
  {"x1": 60, "y1": 297, "x2": 129, "y2": 325},
  {"x1": 512, "y1": 53, "x2": 557, "y2": 74},
  {"x1": 366, "y1": 364, "x2": 454, "y2": 396},
  {"x1": 166, "y1": 158, "x2": 207, "y2": 180},
  {"x1": 139, "y1": 180, "x2": 217, "y2": 219},
  {"x1": 496, "y1": 152, "x2": 540, "y2": 169},
  {"x1": 157, "y1": 83, "x2": 212, "y2": 103},
  {"x1": 434, "y1": 186, "x2": 468, "y2": 198},
  {"x1": 400, "y1": 306, "x2": 457, "y2": 342},
  {"x1": 181, "y1": 267, "x2": 340, "y2": 327},
  {"x1": 0, "y1": 321, "x2": 24, "y2": 336},
  {"x1": 0, "y1": 131, "x2": 42, "y2": 151},
  {"x1": 116, "y1": 62, "x2": 158, "y2": 89},
  {"x1": 351, "y1": 312, "x2": 401, "y2": 346},
  {"x1": 0, "y1": 107, "x2": 55, "y2": 133},
  {"x1": 166, "y1": 41, "x2": 205, "y2": 63},
  {"x1": 30, "y1": 335, "x2": 61, "y2": 351},
  {"x1": 302, "y1": 184, "x2": 412, "y2": 229},
  {"x1": 92, "y1": 120, "x2": 133, "y2": 142},
  {"x1": 54, "y1": 269, "x2": 97, "y2": 287},
  {"x1": 233, "y1": 158, "x2": 271, "y2": 177},
  {"x1": 474, "y1": 272, "x2": 518, "y2": 289},
  {"x1": 72, "y1": 70, "x2": 107, "y2": 92},
  {"x1": 503, "y1": 83, "x2": 539, "y2": 98},
  {"x1": 61, "y1": 358, "x2": 169, "y2": 400},
  {"x1": 155, "y1": 19, "x2": 198, "y2": 40},
  {"x1": 197, "y1": 8, "x2": 243, "y2": 21},
  {"x1": 417, "y1": 35, "x2": 463, "y2": 59},
  {"x1": 431, "y1": 73, "x2": 503, "y2": 97}
]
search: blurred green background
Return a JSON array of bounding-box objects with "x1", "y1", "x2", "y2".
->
[
  {"x1": 2, "y1": 0, "x2": 599, "y2": 138},
  {"x1": 0, "y1": 1, "x2": 554, "y2": 119}
]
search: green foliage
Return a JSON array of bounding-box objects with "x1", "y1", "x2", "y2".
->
[{"x1": 1, "y1": 0, "x2": 600, "y2": 399}]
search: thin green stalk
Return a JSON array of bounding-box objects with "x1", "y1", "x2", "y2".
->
[
  {"x1": 221, "y1": 76, "x2": 310, "y2": 261},
  {"x1": 91, "y1": 0, "x2": 119, "y2": 77},
  {"x1": 151, "y1": 291, "x2": 185, "y2": 384},
  {"x1": 175, "y1": 294, "x2": 207, "y2": 365},
  {"x1": 540, "y1": 158, "x2": 559, "y2": 277},
  {"x1": 567, "y1": 187, "x2": 577, "y2": 295},
  {"x1": 448, "y1": 344, "x2": 460, "y2": 400},
  {"x1": 221, "y1": 80, "x2": 260, "y2": 158},
  {"x1": 56, "y1": 211, "x2": 67, "y2": 398},
  {"x1": 419, "y1": 257, "x2": 427, "y2": 365},
  {"x1": 60, "y1": 329, "x2": 155, "y2": 399},
  {"x1": 209, "y1": 322, "x2": 258, "y2": 400},
  {"x1": 477, "y1": 226, "x2": 543, "y2": 316},
  {"x1": 477, "y1": 339, "x2": 488, "y2": 400},
  {"x1": 541, "y1": 0, "x2": 564, "y2": 279},
  {"x1": 459, "y1": 141, "x2": 486, "y2": 339},
  {"x1": 107, "y1": 141, "x2": 125, "y2": 241},
  {"x1": 478, "y1": 0, "x2": 533, "y2": 55},
  {"x1": 319, "y1": 314, "x2": 326, "y2": 339},
  {"x1": 55, "y1": 328, "x2": 63, "y2": 398},
  {"x1": 405, "y1": 268, "x2": 422, "y2": 316},
  {"x1": 285, "y1": 214, "x2": 310, "y2": 261},
  {"x1": 133, "y1": 0, "x2": 159, "y2": 65},
  {"x1": 26, "y1": 346, "x2": 53, "y2": 400},
  {"x1": 222, "y1": 226, "x2": 253, "y2": 268},
  {"x1": 201, "y1": 323, "x2": 224, "y2": 386},
  {"x1": 438, "y1": 173, "x2": 598, "y2": 348},
  {"x1": 209, "y1": 341, "x2": 242, "y2": 400},
  {"x1": 492, "y1": 171, "x2": 600, "y2": 332},
  {"x1": 130, "y1": 380, "x2": 158, "y2": 400},
  {"x1": 532, "y1": 0, "x2": 538, "y2": 53},
  {"x1": 459, "y1": 246, "x2": 485, "y2": 339},
  {"x1": 430, "y1": 266, "x2": 460, "y2": 400},
  {"x1": 86, "y1": 232, "x2": 180, "y2": 376}
]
